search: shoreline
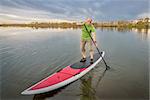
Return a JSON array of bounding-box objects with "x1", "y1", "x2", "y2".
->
[
  {"x1": 0, "y1": 18, "x2": 149, "y2": 29},
  {"x1": 0, "y1": 23, "x2": 149, "y2": 29}
]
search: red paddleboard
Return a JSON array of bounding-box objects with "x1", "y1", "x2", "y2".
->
[{"x1": 21, "y1": 52, "x2": 105, "y2": 95}]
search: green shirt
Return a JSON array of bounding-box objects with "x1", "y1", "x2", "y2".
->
[{"x1": 81, "y1": 23, "x2": 96, "y2": 40}]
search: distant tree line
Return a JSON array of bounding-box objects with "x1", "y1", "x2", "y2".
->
[{"x1": 0, "y1": 18, "x2": 149, "y2": 29}]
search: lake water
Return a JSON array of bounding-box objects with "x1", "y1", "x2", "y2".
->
[{"x1": 0, "y1": 27, "x2": 149, "y2": 100}]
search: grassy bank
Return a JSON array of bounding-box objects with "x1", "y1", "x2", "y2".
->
[{"x1": 0, "y1": 18, "x2": 149, "y2": 29}]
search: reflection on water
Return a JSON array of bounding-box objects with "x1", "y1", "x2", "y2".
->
[
  {"x1": 37, "y1": 27, "x2": 150, "y2": 40},
  {"x1": 96, "y1": 27, "x2": 150, "y2": 39},
  {"x1": 80, "y1": 72, "x2": 96, "y2": 100},
  {"x1": 33, "y1": 84, "x2": 69, "y2": 100},
  {"x1": 80, "y1": 68, "x2": 107, "y2": 100},
  {"x1": 132, "y1": 28, "x2": 149, "y2": 34},
  {"x1": 0, "y1": 27, "x2": 149, "y2": 39},
  {"x1": 131, "y1": 28, "x2": 150, "y2": 40},
  {"x1": 94, "y1": 27, "x2": 148, "y2": 37}
]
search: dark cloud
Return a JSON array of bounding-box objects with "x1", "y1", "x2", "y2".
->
[
  {"x1": 98, "y1": 0, "x2": 149, "y2": 20},
  {"x1": 0, "y1": 0, "x2": 149, "y2": 22}
]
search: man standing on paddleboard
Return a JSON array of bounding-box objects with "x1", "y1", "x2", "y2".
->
[{"x1": 80, "y1": 18, "x2": 97, "y2": 64}]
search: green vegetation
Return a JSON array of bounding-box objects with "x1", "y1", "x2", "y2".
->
[
  {"x1": 0, "y1": 22, "x2": 82, "y2": 29},
  {"x1": 0, "y1": 18, "x2": 149, "y2": 29}
]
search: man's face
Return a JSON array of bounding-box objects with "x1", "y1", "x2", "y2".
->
[{"x1": 86, "y1": 18, "x2": 92, "y2": 25}]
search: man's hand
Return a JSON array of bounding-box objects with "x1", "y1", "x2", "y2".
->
[{"x1": 94, "y1": 41, "x2": 98, "y2": 47}]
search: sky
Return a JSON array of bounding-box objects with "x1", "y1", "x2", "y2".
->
[{"x1": 0, "y1": 0, "x2": 149, "y2": 23}]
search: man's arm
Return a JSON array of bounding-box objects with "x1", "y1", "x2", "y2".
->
[
  {"x1": 92, "y1": 32, "x2": 96, "y2": 43},
  {"x1": 91, "y1": 25, "x2": 96, "y2": 42}
]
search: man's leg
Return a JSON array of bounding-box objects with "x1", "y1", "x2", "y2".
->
[
  {"x1": 81, "y1": 40, "x2": 86, "y2": 59},
  {"x1": 89, "y1": 40, "x2": 94, "y2": 60}
]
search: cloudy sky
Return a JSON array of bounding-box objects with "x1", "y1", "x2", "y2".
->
[{"x1": 0, "y1": 0, "x2": 149, "y2": 23}]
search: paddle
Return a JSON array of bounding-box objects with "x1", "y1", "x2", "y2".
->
[{"x1": 83, "y1": 24, "x2": 110, "y2": 70}]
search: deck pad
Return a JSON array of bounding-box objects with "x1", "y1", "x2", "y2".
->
[{"x1": 71, "y1": 53, "x2": 101, "y2": 69}]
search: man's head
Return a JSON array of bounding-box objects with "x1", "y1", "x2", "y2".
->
[{"x1": 85, "y1": 18, "x2": 92, "y2": 24}]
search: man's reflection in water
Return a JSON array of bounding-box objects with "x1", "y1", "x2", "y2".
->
[
  {"x1": 80, "y1": 68, "x2": 107, "y2": 100},
  {"x1": 80, "y1": 71, "x2": 96, "y2": 100}
]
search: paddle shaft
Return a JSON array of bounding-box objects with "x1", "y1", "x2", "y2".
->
[{"x1": 83, "y1": 24, "x2": 110, "y2": 69}]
